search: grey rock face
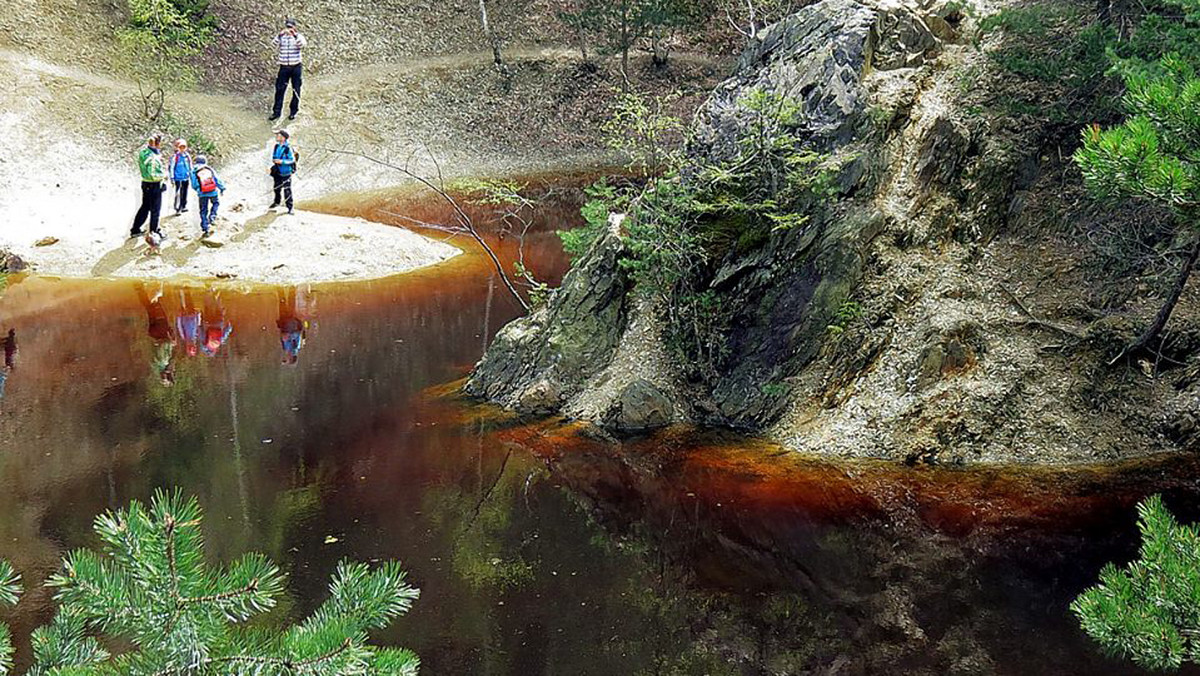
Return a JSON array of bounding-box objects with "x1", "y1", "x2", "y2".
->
[
  {"x1": 691, "y1": 0, "x2": 879, "y2": 158},
  {"x1": 464, "y1": 229, "x2": 631, "y2": 413},
  {"x1": 871, "y1": 10, "x2": 941, "y2": 70},
  {"x1": 916, "y1": 116, "x2": 971, "y2": 189}
]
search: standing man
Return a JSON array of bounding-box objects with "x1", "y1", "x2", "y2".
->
[
  {"x1": 270, "y1": 17, "x2": 307, "y2": 121},
  {"x1": 270, "y1": 130, "x2": 297, "y2": 214},
  {"x1": 131, "y1": 133, "x2": 167, "y2": 239}
]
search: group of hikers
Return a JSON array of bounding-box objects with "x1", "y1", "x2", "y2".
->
[
  {"x1": 130, "y1": 18, "x2": 307, "y2": 245},
  {"x1": 138, "y1": 283, "x2": 314, "y2": 385}
]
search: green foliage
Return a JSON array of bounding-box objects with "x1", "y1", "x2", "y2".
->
[
  {"x1": 513, "y1": 261, "x2": 552, "y2": 307},
  {"x1": 1076, "y1": 54, "x2": 1200, "y2": 209},
  {"x1": 825, "y1": 301, "x2": 863, "y2": 336},
  {"x1": 452, "y1": 178, "x2": 529, "y2": 208},
  {"x1": 159, "y1": 111, "x2": 221, "y2": 160},
  {"x1": 602, "y1": 90, "x2": 684, "y2": 177},
  {"x1": 977, "y1": 3, "x2": 1117, "y2": 126},
  {"x1": 578, "y1": 87, "x2": 836, "y2": 379},
  {"x1": 559, "y1": 179, "x2": 627, "y2": 259},
  {"x1": 117, "y1": 0, "x2": 214, "y2": 120},
  {"x1": 557, "y1": 0, "x2": 704, "y2": 72},
  {"x1": 18, "y1": 489, "x2": 420, "y2": 676},
  {"x1": 453, "y1": 178, "x2": 555, "y2": 304},
  {"x1": 0, "y1": 562, "x2": 20, "y2": 674},
  {"x1": 1072, "y1": 495, "x2": 1200, "y2": 670}
]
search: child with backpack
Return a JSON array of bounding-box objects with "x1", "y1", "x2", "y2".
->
[
  {"x1": 170, "y1": 139, "x2": 193, "y2": 214},
  {"x1": 189, "y1": 156, "x2": 226, "y2": 237}
]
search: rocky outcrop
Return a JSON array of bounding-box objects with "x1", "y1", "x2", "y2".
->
[
  {"x1": 468, "y1": 0, "x2": 945, "y2": 430},
  {"x1": 465, "y1": 225, "x2": 631, "y2": 414},
  {"x1": 604, "y1": 379, "x2": 674, "y2": 432},
  {"x1": 467, "y1": 0, "x2": 1189, "y2": 464}
]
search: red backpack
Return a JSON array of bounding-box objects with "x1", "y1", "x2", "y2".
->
[{"x1": 196, "y1": 167, "x2": 217, "y2": 193}]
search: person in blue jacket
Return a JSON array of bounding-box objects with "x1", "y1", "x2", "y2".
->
[
  {"x1": 189, "y1": 156, "x2": 226, "y2": 237},
  {"x1": 269, "y1": 130, "x2": 296, "y2": 214},
  {"x1": 170, "y1": 139, "x2": 193, "y2": 214}
]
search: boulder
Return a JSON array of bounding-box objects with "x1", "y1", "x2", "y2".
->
[
  {"x1": 0, "y1": 250, "x2": 26, "y2": 273},
  {"x1": 605, "y1": 379, "x2": 674, "y2": 432},
  {"x1": 871, "y1": 9, "x2": 941, "y2": 71},
  {"x1": 915, "y1": 115, "x2": 971, "y2": 190},
  {"x1": 913, "y1": 322, "x2": 987, "y2": 390}
]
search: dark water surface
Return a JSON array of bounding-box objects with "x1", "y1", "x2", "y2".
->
[{"x1": 0, "y1": 180, "x2": 1197, "y2": 674}]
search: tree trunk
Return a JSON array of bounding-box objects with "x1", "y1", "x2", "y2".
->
[
  {"x1": 477, "y1": 0, "x2": 504, "y2": 71},
  {"x1": 619, "y1": 2, "x2": 632, "y2": 89},
  {"x1": 651, "y1": 27, "x2": 669, "y2": 67},
  {"x1": 577, "y1": 31, "x2": 592, "y2": 68},
  {"x1": 1126, "y1": 233, "x2": 1200, "y2": 356}
]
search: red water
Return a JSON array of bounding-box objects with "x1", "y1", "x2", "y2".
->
[{"x1": 0, "y1": 177, "x2": 1189, "y2": 674}]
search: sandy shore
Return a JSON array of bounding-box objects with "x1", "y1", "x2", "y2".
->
[{"x1": 90, "y1": 209, "x2": 460, "y2": 285}]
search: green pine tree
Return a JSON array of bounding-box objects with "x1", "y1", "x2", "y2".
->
[
  {"x1": 2, "y1": 489, "x2": 420, "y2": 675},
  {"x1": 1075, "y1": 51, "x2": 1200, "y2": 356},
  {"x1": 1071, "y1": 494, "x2": 1200, "y2": 671}
]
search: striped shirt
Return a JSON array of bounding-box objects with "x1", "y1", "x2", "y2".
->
[{"x1": 273, "y1": 32, "x2": 307, "y2": 65}]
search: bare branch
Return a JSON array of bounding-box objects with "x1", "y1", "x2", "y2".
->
[{"x1": 308, "y1": 145, "x2": 531, "y2": 312}]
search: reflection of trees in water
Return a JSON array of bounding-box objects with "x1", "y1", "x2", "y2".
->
[
  {"x1": 423, "y1": 446, "x2": 541, "y2": 591},
  {"x1": 559, "y1": 490, "x2": 841, "y2": 676},
  {"x1": 530, "y1": 442, "x2": 1149, "y2": 676}
]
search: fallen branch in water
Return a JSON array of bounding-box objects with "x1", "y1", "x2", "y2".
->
[{"x1": 308, "y1": 145, "x2": 531, "y2": 312}]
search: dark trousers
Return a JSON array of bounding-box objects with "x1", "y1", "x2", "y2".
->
[
  {"x1": 173, "y1": 179, "x2": 189, "y2": 211},
  {"x1": 132, "y1": 181, "x2": 163, "y2": 235},
  {"x1": 199, "y1": 195, "x2": 219, "y2": 233},
  {"x1": 273, "y1": 64, "x2": 303, "y2": 117},
  {"x1": 272, "y1": 173, "x2": 294, "y2": 210}
]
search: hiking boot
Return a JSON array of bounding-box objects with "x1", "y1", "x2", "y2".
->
[
  {"x1": 287, "y1": 208, "x2": 295, "y2": 215},
  {"x1": 288, "y1": 113, "x2": 297, "y2": 120},
  {"x1": 129, "y1": 230, "x2": 143, "y2": 239},
  {"x1": 269, "y1": 202, "x2": 280, "y2": 210},
  {"x1": 268, "y1": 113, "x2": 281, "y2": 121}
]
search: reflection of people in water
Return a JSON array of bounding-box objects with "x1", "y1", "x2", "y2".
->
[
  {"x1": 136, "y1": 283, "x2": 175, "y2": 386},
  {"x1": 276, "y1": 286, "x2": 312, "y2": 365},
  {"x1": 201, "y1": 290, "x2": 233, "y2": 358},
  {"x1": 0, "y1": 329, "x2": 14, "y2": 400},
  {"x1": 176, "y1": 289, "x2": 201, "y2": 357}
]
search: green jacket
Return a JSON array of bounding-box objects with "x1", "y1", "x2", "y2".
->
[{"x1": 138, "y1": 146, "x2": 167, "y2": 183}]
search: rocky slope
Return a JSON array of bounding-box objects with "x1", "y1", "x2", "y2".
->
[{"x1": 467, "y1": 0, "x2": 1200, "y2": 464}]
